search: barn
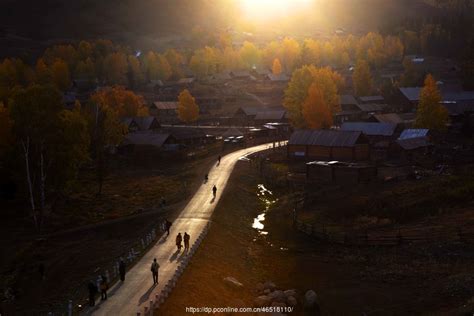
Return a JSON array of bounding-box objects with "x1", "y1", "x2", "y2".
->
[{"x1": 287, "y1": 129, "x2": 369, "y2": 161}]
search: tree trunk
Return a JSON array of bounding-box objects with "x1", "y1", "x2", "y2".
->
[{"x1": 22, "y1": 138, "x2": 38, "y2": 231}]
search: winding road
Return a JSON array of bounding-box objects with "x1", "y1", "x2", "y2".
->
[{"x1": 89, "y1": 142, "x2": 278, "y2": 315}]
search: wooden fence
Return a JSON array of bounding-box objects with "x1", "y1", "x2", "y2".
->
[{"x1": 294, "y1": 218, "x2": 474, "y2": 246}]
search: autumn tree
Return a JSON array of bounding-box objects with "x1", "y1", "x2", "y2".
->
[
  {"x1": 302, "y1": 83, "x2": 333, "y2": 129},
  {"x1": 34, "y1": 58, "x2": 52, "y2": 85},
  {"x1": 0, "y1": 102, "x2": 13, "y2": 155},
  {"x1": 51, "y1": 59, "x2": 71, "y2": 91},
  {"x1": 280, "y1": 37, "x2": 301, "y2": 72},
  {"x1": 239, "y1": 41, "x2": 261, "y2": 69},
  {"x1": 103, "y1": 52, "x2": 128, "y2": 85},
  {"x1": 90, "y1": 86, "x2": 148, "y2": 118},
  {"x1": 165, "y1": 49, "x2": 184, "y2": 79},
  {"x1": 127, "y1": 55, "x2": 144, "y2": 89},
  {"x1": 143, "y1": 52, "x2": 172, "y2": 81},
  {"x1": 415, "y1": 74, "x2": 449, "y2": 131},
  {"x1": 9, "y1": 85, "x2": 89, "y2": 231},
  {"x1": 353, "y1": 59, "x2": 373, "y2": 96},
  {"x1": 177, "y1": 89, "x2": 199, "y2": 123},
  {"x1": 284, "y1": 65, "x2": 341, "y2": 128},
  {"x1": 272, "y1": 58, "x2": 282, "y2": 75}
]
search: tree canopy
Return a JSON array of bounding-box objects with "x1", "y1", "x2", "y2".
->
[
  {"x1": 177, "y1": 89, "x2": 199, "y2": 123},
  {"x1": 415, "y1": 74, "x2": 449, "y2": 131}
]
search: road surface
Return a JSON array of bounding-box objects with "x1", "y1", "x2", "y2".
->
[{"x1": 89, "y1": 143, "x2": 278, "y2": 315}]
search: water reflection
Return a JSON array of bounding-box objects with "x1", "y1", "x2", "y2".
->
[{"x1": 252, "y1": 184, "x2": 277, "y2": 235}]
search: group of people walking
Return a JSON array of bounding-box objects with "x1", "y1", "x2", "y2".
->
[{"x1": 86, "y1": 155, "x2": 222, "y2": 307}]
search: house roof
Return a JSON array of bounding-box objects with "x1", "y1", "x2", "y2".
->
[
  {"x1": 212, "y1": 72, "x2": 232, "y2": 81},
  {"x1": 399, "y1": 128, "x2": 429, "y2": 140},
  {"x1": 255, "y1": 68, "x2": 271, "y2": 76},
  {"x1": 356, "y1": 103, "x2": 387, "y2": 112},
  {"x1": 123, "y1": 132, "x2": 171, "y2": 148},
  {"x1": 372, "y1": 113, "x2": 403, "y2": 124},
  {"x1": 163, "y1": 127, "x2": 206, "y2": 140},
  {"x1": 358, "y1": 95, "x2": 385, "y2": 103},
  {"x1": 339, "y1": 95, "x2": 358, "y2": 105},
  {"x1": 443, "y1": 91, "x2": 474, "y2": 102},
  {"x1": 177, "y1": 78, "x2": 195, "y2": 84},
  {"x1": 236, "y1": 106, "x2": 261, "y2": 116},
  {"x1": 397, "y1": 137, "x2": 431, "y2": 150},
  {"x1": 153, "y1": 101, "x2": 178, "y2": 110},
  {"x1": 254, "y1": 110, "x2": 286, "y2": 121},
  {"x1": 341, "y1": 122, "x2": 397, "y2": 136},
  {"x1": 231, "y1": 70, "x2": 251, "y2": 78},
  {"x1": 122, "y1": 116, "x2": 160, "y2": 131},
  {"x1": 267, "y1": 73, "x2": 289, "y2": 81},
  {"x1": 222, "y1": 128, "x2": 244, "y2": 138},
  {"x1": 289, "y1": 129, "x2": 364, "y2": 147},
  {"x1": 399, "y1": 87, "x2": 422, "y2": 102}
]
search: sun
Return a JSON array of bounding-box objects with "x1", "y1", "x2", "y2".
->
[{"x1": 239, "y1": 0, "x2": 314, "y2": 21}]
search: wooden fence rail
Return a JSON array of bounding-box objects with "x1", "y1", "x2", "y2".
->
[{"x1": 294, "y1": 219, "x2": 474, "y2": 246}]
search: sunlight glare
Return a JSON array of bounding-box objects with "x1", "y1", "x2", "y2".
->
[{"x1": 240, "y1": 0, "x2": 313, "y2": 20}]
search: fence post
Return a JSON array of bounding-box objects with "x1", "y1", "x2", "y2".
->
[{"x1": 68, "y1": 299, "x2": 72, "y2": 316}]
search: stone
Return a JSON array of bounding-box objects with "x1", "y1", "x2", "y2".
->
[
  {"x1": 271, "y1": 301, "x2": 286, "y2": 308},
  {"x1": 287, "y1": 296, "x2": 297, "y2": 307},
  {"x1": 263, "y1": 281, "x2": 276, "y2": 291},
  {"x1": 304, "y1": 290, "x2": 320, "y2": 315},
  {"x1": 284, "y1": 289, "x2": 297, "y2": 297},
  {"x1": 269, "y1": 290, "x2": 286, "y2": 303},
  {"x1": 254, "y1": 295, "x2": 272, "y2": 307},
  {"x1": 223, "y1": 277, "x2": 243, "y2": 289}
]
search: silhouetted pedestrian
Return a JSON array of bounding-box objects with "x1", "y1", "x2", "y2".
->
[
  {"x1": 88, "y1": 280, "x2": 98, "y2": 306},
  {"x1": 183, "y1": 232, "x2": 190, "y2": 251},
  {"x1": 119, "y1": 259, "x2": 126, "y2": 282},
  {"x1": 176, "y1": 232, "x2": 182, "y2": 251},
  {"x1": 151, "y1": 258, "x2": 159, "y2": 284},
  {"x1": 99, "y1": 275, "x2": 108, "y2": 301},
  {"x1": 212, "y1": 185, "x2": 217, "y2": 197},
  {"x1": 217, "y1": 155, "x2": 221, "y2": 165},
  {"x1": 165, "y1": 219, "x2": 172, "y2": 236}
]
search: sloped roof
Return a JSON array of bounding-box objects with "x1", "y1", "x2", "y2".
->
[
  {"x1": 222, "y1": 128, "x2": 244, "y2": 138},
  {"x1": 177, "y1": 78, "x2": 195, "y2": 84},
  {"x1": 289, "y1": 130, "x2": 364, "y2": 147},
  {"x1": 397, "y1": 137, "x2": 431, "y2": 150},
  {"x1": 254, "y1": 110, "x2": 286, "y2": 120},
  {"x1": 372, "y1": 113, "x2": 403, "y2": 124},
  {"x1": 153, "y1": 102, "x2": 178, "y2": 110},
  {"x1": 399, "y1": 87, "x2": 422, "y2": 102},
  {"x1": 212, "y1": 72, "x2": 232, "y2": 81},
  {"x1": 163, "y1": 127, "x2": 206, "y2": 140},
  {"x1": 339, "y1": 95, "x2": 358, "y2": 105},
  {"x1": 442, "y1": 103, "x2": 474, "y2": 116},
  {"x1": 134, "y1": 116, "x2": 160, "y2": 130},
  {"x1": 267, "y1": 73, "x2": 289, "y2": 81},
  {"x1": 255, "y1": 68, "x2": 271, "y2": 76},
  {"x1": 237, "y1": 106, "x2": 262, "y2": 116},
  {"x1": 123, "y1": 132, "x2": 171, "y2": 148},
  {"x1": 358, "y1": 95, "x2": 385, "y2": 103},
  {"x1": 399, "y1": 128, "x2": 429, "y2": 140},
  {"x1": 356, "y1": 103, "x2": 387, "y2": 112},
  {"x1": 231, "y1": 70, "x2": 251, "y2": 78},
  {"x1": 341, "y1": 122, "x2": 397, "y2": 136}
]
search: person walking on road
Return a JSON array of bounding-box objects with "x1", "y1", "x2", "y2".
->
[
  {"x1": 176, "y1": 232, "x2": 183, "y2": 251},
  {"x1": 119, "y1": 258, "x2": 126, "y2": 282},
  {"x1": 217, "y1": 155, "x2": 221, "y2": 165},
  {"x1": 212, "y1": 185, "x2": 217, "y2": 197},
  {"x1": 183, "y1": 232, "x2": 190, "y2": 251},
  {"x1": 165, "y1": 219, "x2": 172, "y2": 236},
  {"x1": 87, "y1": 280, "x2": 98, "y2": 306},
  {"x1": 151, "y1": 258, "x2": 160, "y2": 284},
  {"x1": 99, "y1": 275, "x2": 108, "y2": 301}
]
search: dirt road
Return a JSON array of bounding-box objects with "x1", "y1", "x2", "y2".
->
[{"x1": 89, "y1": 143, "x2": 276, "y2": 315}]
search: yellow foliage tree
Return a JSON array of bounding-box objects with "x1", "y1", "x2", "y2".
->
[
  {"x1": 103, "y1": 52, "x2": 128, "y2": 85},
  {"x1": 303, "y1": 83, "x2": 333, "y2": 129},
  {"x1": 284, "y1": 65, "x2": 341, "y2": 128},
  {"x1": 272, "y1": 58, "x2": 282, "y2": 75},
  {"x1": 280, "y1": 37, "x2": 301, "y2": 72},
  {"x1": 35, "y1": 58, "x2": 52, "y2": 85},
  {"x1": 90, "y1": 86, "x2": 148, "y2": 118},
  {"x1": 177, "y1": 89, "x2": 199, "y2": 123},
  {"x1": 415, "y1": 74, "x2": 449, "y2": 131},
  {"x1": 353, "y1": 59, "x2": 373, "y2": 96},
  {"x1": 51, "y1": 59, "x2": 71, "y2": 91},
  {"x1": 239, "y1": 41, "x2": 261, "y2": 69}
]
